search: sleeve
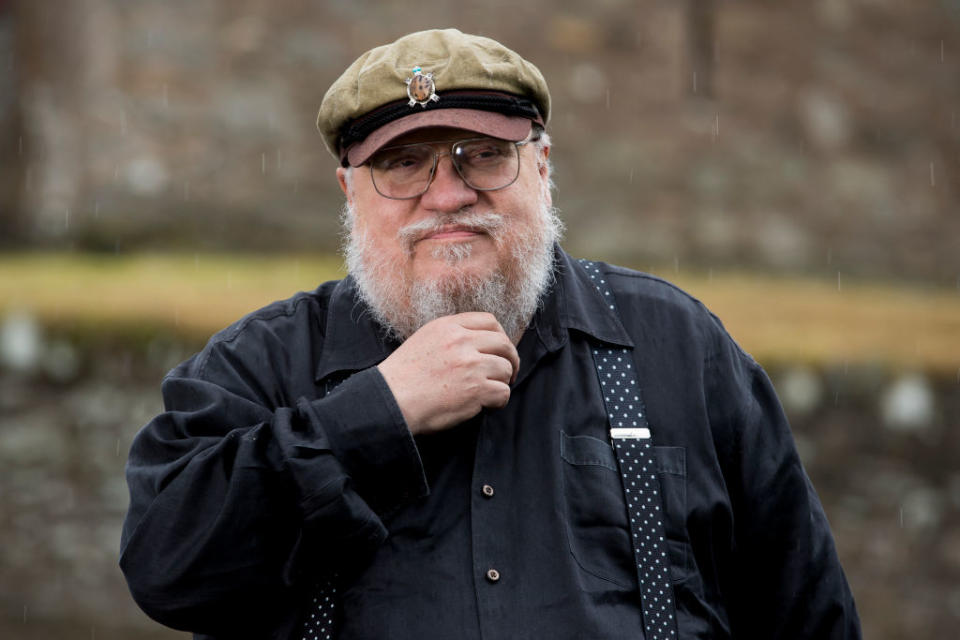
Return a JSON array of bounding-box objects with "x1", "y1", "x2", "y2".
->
[
  {"x1": 119, "y1": 346, "x2": 428, "y2": 636},
  {"x1": 707, "y1": 334, "x2": 861, "y2": 639}
]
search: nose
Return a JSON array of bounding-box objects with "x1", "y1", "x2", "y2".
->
[{"x1": 419, "y1": 153, "x2": 479, "y2": 212}]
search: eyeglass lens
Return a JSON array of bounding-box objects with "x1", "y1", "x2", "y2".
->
[{"x1": 370, "y1": 138, "x2": 521, "y2": 199}]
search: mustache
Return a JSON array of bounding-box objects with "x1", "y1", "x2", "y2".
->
[{"x1": 397, "y1": 211, "x2": 506, "y2": 248}]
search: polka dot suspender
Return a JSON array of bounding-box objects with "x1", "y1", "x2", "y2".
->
[
  {"x1": 300, "y1": 376, "x2": 345, "y2": 640},
  {"x1": 301, "y1": 263, "x2": 679, "y2": 639},
  {"x1": 580, "y1": 259, "x2": 679, "y2": 640}
]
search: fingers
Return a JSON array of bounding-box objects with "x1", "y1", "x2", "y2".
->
[
  {"x1": 445, "y1": 313, "x2": 520, "y2": 382},
  {"x1": 473, "y1": 331, "x2": 520, "y2": 384},
  {"x1": 451, "y1": 311, "x2": 506, "y2": 332}
]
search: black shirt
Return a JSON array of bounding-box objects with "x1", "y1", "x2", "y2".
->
[{"x1": 120, "y1": 247, "x2": 861, "y2": 639}]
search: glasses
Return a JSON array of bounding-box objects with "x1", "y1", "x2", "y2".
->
[{"x1": 367, "y1": 135, "x2": 537, "y2": 200}]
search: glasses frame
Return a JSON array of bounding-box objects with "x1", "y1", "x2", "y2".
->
[{"x1": 367, "y1": 134, "x2": 538, "y2": 200}]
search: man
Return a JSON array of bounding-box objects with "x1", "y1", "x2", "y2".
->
[{"x1": 121, "y1": 29, "x2": 861, "y2": 639}]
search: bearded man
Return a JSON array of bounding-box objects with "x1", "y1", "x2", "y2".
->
[{"x1": 121, "y1": 29, "x2": 861, "y2": 640}]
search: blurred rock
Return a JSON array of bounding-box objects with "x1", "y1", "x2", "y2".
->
[
  {"x1": 124, "y1": 155, "x2": 169, "y2": 196},
  {"x1": 881, "y1": 373, "x2": 936, "y2": 432},
  {"x1": 800, "y1": 90, "x2": 852, "y2": 151},
  {"x1": 41, "y1": 339, "x2": 81, "y2": 383},
  {"x1": 778, "y1": 366, "x2": 824, "y2": 417},
  {"x1": 0, "y1": 309, "x2": 43, "y2": 373},
  {"x1": 900, "y1": 486, "x2": 944, "y2": 533},
  {"x1": 569, "y1": 63, "x2": 608, "y2": 105}
]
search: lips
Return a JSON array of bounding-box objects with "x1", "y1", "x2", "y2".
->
[{"x1": 420, "y1": 225, "x2": 485, "y2": 241}]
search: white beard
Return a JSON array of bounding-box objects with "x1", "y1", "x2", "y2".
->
[{"x1": 342, "y1": 186, "x2": 563, "y2": 343}]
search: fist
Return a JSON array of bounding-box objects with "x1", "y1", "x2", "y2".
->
[{"x1": 377, "y1": 313, "x2": 520, "y2": 435}]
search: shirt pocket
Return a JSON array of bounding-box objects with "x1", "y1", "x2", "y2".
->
[{"x1": 560, "y1": 431, "x2": 690, "y2": 587}]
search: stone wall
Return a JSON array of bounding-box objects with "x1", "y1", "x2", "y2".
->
[
  {"x1": 1, "y1": 0, "x2": 958, "y2": 283},
  {"x1": 1, "y1": 312, "x2": 959, "y2": 638}
]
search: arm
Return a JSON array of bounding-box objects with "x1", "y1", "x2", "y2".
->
[
  {"x1": 120, "y1": 348, "x2": 427, "y2": 636},
  {"x1": 120, "y1": 310, "x2": 518, "y2": 636},
  {"x1": 708, "y1": 339, "x2": 861, "y2": 639}
]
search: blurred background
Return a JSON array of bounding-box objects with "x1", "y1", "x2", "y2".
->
[{"x1": 0, "y1": 0, "x2": 958, "y2": 638}]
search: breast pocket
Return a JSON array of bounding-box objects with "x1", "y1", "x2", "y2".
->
[{"x1": 560, "y1": 431, "x2": 690, "y2": 587}]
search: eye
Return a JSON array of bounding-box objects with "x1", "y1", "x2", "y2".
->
[
  {"x1": 458, "y1": 140, "x2": 511, "y2": 164},
  {"x1": 373, "y1": 146, "x2": 431, "y2": 173}
]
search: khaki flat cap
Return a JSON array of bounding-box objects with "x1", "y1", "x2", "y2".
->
[{"x1": 318, "y1": 28, "x2": 551, "y2": 166}]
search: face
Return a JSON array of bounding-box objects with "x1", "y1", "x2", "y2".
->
[{"x1": 337, "y1": 126, "x2": 559, "y2": 341}]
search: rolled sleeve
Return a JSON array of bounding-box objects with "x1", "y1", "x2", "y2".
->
[{"x1": 301, "y1": 367, "x2": 429, "y2": 515}]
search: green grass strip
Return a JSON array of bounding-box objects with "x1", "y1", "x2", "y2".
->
[{"x1": 1, "y1": 252, "x2": 958, "y2": 374}]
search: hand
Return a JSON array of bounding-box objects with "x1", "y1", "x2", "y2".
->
[{"x1": 377, "y1": 312, "x2": 520, "y2": 435}]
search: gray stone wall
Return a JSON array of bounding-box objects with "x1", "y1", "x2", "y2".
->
[
  {"x1": 1, "y1": 313, "x2": 959, "y2": 638},
  {"x1": 2, "y1": 0, "x2": 958, "y2": 283}
]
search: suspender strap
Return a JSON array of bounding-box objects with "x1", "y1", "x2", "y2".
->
[{"x1": 580, "y1": 258, "x2": 679, "y2": 640}]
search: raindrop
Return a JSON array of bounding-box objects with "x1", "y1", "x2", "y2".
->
[
  {"x1": 18, "y1": 135, "x2": 22, "y2": 155},
  {"x1": 712, "y1": 113, "x2": 719, "y2": 142},
  {"x1": 628, "y1": 168, "x2": 634, "y2": 183},
  {"x1": 116, "y1": 439, "x2": 120, "y2": 457},
  {"x1": 899, "y1": 506, "x2": 904, "y2": 528},
  {"x1": 94, "y1": 201, "x2": 100, "y2": 219},
  {"x1": 837, "y1": 271, "x2": 841, "y2": 293},
  {"x1": 930, "y1": 162, "x2": 935, "y2": 188},
  {"x1": 261, "y1": 153, "x2": 267, "y2": 174},
  {"x1": 114, "y1": 164, "x2": 120, "y2": 181},
  {"x1": 65, "y1": 207, "x2": 70, "y2": 230},
  {"x1": 941, "y1": 40, "x2": 945, "y2": 63},
  {"x1": 692, "y1": 71, "x2": 698, "y2": 94}
]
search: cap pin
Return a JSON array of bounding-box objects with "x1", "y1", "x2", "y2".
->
[{"x1": 405, "y1": 66, "x2": 440, "y2": 108}]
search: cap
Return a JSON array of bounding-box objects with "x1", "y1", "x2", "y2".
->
[{"x1": 318, "y1": 29, "x2": 551, "y2": 167}]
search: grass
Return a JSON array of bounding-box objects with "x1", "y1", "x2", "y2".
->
[{"x1": 1, "y1": 252, "x2": 958, "y2": 374}]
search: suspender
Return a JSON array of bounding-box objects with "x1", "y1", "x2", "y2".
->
[
  {"x1": 300, "y1": 260, "x2": 679, "y2": 639},
  {"x1": 581, "y1": 259, "x2": 679, "y2": 639}
]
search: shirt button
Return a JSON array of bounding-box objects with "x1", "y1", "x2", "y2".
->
[
  {"x1": 485, "y1": 568, "x2": 501, "y2": 583},
  {"x1": 481, "y1": 484, "x2": 495, "y2": 498}
]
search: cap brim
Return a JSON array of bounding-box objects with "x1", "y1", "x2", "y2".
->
[{"x1": 345, "y1": 108, "x2": 533, "y2": 167}]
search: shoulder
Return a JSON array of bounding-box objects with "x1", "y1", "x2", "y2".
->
[
  {"x1": 182, "y1": 279, "x2": 342, "y2": 380},
  {"x1": 577, "y1": 257, "x2": 752, "y2": 365}
]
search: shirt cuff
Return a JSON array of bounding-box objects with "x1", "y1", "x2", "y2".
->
[{"x1": 306, "y1": 367, "x2": 429, "y2": 514}]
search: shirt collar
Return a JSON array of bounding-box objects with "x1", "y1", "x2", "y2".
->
[
  {"x1": 314, "y1": 276, "x2": 397, "y2": 383},
  {"x1": 313, "y1": 246, "x2": 633, "y2": 383},
  {"x1": 533, "y1": 246, "x2": 633, "y2": 353}
]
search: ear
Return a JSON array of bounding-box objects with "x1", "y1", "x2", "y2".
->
[
  {"x1": 336, "y1": 167, "x2": 352, "y2": 203},
  {"x1": 537, "y1": 145, "x2": 551, "y2": 178}
]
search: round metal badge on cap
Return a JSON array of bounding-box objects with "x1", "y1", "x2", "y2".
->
[{"x1": 405, "y1": 66, "x2": 440, "y2": 107}]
